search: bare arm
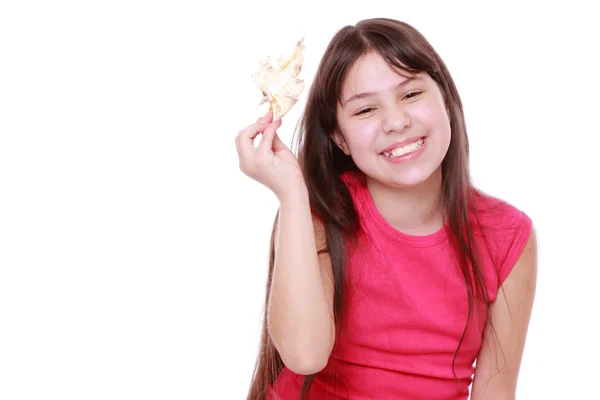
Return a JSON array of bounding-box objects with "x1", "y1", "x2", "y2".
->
[
  {"x1": 267, "y1": 183, "x2": 336, "y2": 375},
  {"x1": 471, "y1": 227, "x2": 538, "y2": 399}
]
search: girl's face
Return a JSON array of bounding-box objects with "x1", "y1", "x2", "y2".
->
[{"x1": 333, "y1": 51, "x2": 451, "y2": 189}]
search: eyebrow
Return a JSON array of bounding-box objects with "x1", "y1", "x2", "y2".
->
[{"x1": 341, "y1": 75, "x2": 421, "y2": 107}]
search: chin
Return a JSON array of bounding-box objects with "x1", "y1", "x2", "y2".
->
[
  {"x1": 359, "y1": 167, "x2": 438, "y2": 190},
  {"x1": 388, "y1": 168, "x2": 439, "y2": 188},
  {"x1": 359, "y1": 157, "x2": 442, "y2": 189}
]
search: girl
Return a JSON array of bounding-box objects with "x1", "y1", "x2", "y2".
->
[{"x1": 235, "y1": 18, "x2": 537, "y2": 400}]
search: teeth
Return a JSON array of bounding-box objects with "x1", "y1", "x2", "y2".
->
[{"x1": 384, "y1": 138, "x2": 424, "y2": 158}]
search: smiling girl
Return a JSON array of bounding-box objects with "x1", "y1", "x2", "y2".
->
[{"x1": 235, "y1": 17, "x2": 537, "y2": 400}]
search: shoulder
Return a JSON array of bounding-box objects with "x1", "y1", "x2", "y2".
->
[
  {"x1": 470, "y1": 189, "x2": 534, "y2": 287},
  {"x1": 471, "y1": 189, "x2": 530, "y2": 228}
]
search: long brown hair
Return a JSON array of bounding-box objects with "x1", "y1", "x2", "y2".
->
[{"x1": 247, "y1": 18, "x2": 495, "y2": 399}]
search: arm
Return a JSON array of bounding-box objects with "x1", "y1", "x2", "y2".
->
[
  {"x1": 267, "y1": 183, "x2": 336, "y2": 375},
  {"x1": 471, "y1": 227, "x2": 538, "y2": 399}
]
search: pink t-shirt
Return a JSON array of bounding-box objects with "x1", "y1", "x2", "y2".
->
[{"x1": 268, "y1": 170, "x2": 532, "y2": 399}]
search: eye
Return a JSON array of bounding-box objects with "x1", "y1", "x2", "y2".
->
[
  {"x1": 355, "y1": 107, "x2": 375, "y2": 115},
  {"x1": 403, "y1": 91, "x2": 422, "y2": 100}
]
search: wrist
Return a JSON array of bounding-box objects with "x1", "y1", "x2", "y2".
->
[{"x1": 276, "y1": 178, "x2": 308, "y2": 204}]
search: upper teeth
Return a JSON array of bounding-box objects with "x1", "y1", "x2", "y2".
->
[{"x1": 384, "y1": 138, "x2": 424, "y2": 158}]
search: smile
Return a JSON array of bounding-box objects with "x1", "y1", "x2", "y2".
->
[{"x1": 382, "y1": 138, "x2": 425, "y2": 158}]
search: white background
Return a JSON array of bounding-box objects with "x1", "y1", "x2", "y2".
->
[{"x1": 1, "y1": 1, "x2": 599, "y2": 399}]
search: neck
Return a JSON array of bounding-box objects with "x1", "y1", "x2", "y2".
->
[{"x1": 366, "y1": 168, "x2": 445, "y2": 236}]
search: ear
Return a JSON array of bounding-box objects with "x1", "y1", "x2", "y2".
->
[{"x1": 331, "y1": 129, "x2": 351, "y2": 155}]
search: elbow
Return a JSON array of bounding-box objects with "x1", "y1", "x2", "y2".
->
[
  {"x1": 272, "y1": 328, "x2": 335, "y2": 375},
  {"x1": 282, "y1": 352, "x2": 330, "y2": 375},
  {"x1": 267, "y1": 315, "x2": 335, "y2": 375}
]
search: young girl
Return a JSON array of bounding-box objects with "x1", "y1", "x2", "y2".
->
[{"x1": 235, "y1": 17, "x2": 537, "y2": 400}]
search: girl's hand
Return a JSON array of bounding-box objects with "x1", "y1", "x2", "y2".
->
[{"x1": 235, "y1": 112, "x2": 305, "y2": 200}]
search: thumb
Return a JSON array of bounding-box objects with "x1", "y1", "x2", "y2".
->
[{"x1": 259, "y1": 118, "x2": 282, "y2": 154}]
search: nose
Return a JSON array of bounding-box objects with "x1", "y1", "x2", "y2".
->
[{"x1": 382, "y1": 106, "x2": 411, "y2": 134}]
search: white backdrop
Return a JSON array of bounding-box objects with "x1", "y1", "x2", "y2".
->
[{"x1": 1, "y1": 1, "x2": 599, "y2": 399}]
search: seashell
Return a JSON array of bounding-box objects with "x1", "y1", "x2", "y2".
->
[{"x1": 252, "y1": 38, "x2": 306, "y2": 120}]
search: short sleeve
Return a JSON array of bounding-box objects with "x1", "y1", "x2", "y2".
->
[
  {"x1": 495, "y1": 208, "x2": 533, "y2": 285},
  {"x1": 473, "y1": 192, "x2": 533, "y2": 288}
]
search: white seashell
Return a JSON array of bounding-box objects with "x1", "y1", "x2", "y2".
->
[{"x1": 252, "y1": 38, "x2": 306, "y2": 120}]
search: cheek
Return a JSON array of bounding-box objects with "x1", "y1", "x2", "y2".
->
[
  {"x1": 413, "y1": 99, "x2": 451, "y2": 137},
  {"x1": 345, "y1": 121, "x2": 380, "y2": 151}
]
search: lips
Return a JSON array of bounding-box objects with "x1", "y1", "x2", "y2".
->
[{"x1": 380, "y1": 137, "x2": 426, "y2": 154}]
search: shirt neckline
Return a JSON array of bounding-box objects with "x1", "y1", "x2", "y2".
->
[{"x1": 351, "y1": 171, "x2": 449, "y2": 248}]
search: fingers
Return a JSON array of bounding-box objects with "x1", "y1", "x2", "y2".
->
[
  {"x1": 257, "y1": 111, "x2": 273, "y2": 123},
  {"x1": 235, "y1": 120, "x2": 270, "y2": 158},
  {"x1": 236, "y1": 111, "x2": 273, "y2": 151},
  {"x1": 259, "y1": 118, "x2": 282, "y2": 154},
  {"x1": 235, "y1": 112, "x2": 284, "y2": 169}
]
